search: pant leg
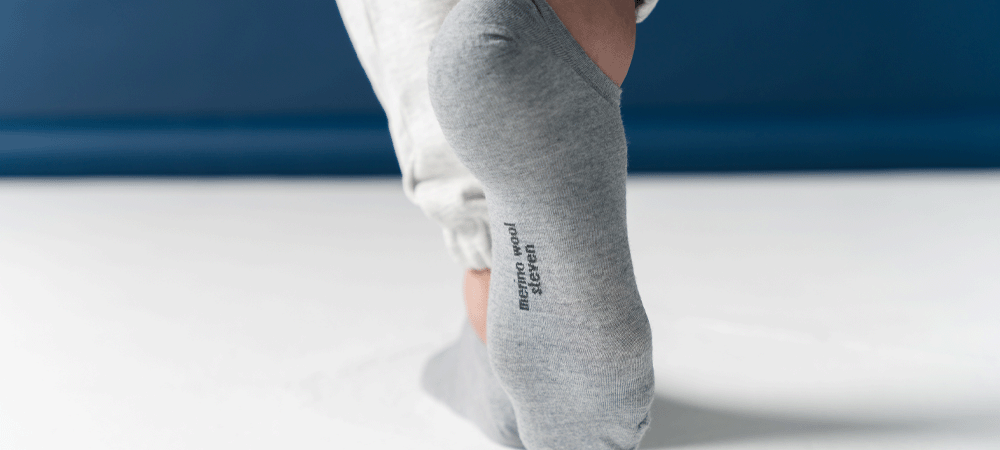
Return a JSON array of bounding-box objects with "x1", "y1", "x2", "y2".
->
[
  {"x1": 334, "y1": 0, "x2": 492, "y2": 270},
  {"x1": 635, "y1": 0, "x2": 658, "y2": 23}
]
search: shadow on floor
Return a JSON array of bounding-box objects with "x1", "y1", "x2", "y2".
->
[{"x1": 639, "y1": 393, "x2": 933, "y2": 449}]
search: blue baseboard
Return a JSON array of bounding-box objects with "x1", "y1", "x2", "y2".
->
[
  {"x1": 0, "y1": 127, "x2": 398, "y2": 176},
  {"x1": 0, "y1": 115, "x2": 399, "y2": 176},
  {"x1": 624, "y1": 112, "x2": 1000, "y2": 173},
  {"x1": 1, "y1": 113, "x2": 998, "y2": 176}
]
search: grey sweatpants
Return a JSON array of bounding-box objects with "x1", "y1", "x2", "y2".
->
[{"x1": 333, "y1": 0, "x2": 658, "y2": 270}]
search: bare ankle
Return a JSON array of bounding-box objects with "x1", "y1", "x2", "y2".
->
[{"x1": 463, "y1": 268, "x2": 490, "y2": 343}]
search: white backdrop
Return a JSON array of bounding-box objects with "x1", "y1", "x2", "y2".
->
[{"x1": 2, "y1": 173, "x2": 998, "y2": 449}]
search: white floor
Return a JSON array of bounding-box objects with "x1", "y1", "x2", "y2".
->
[{"x1": 1, "y1": 173, "x2": 998, "y2": 450}]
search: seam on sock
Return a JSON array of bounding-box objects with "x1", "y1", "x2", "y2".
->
[{"x1": 520, "y1": 0, "x2": 624, "y2": 107}]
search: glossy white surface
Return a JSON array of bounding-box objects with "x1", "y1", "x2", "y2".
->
[{"x1": 1, "y1": 173, "x2": 998, "y2": 449}]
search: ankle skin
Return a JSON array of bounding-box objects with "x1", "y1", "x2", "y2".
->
[{"x1": 464, "y1": 268, "x2": 491, "y2": 343}]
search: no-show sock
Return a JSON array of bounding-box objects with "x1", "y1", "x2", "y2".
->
[
  {"x1": 427, "y1": 0, "x2": 655, "y2": 448},
  {"x1": 421, "y1": 320, "x2": 524, "y2": 448}
]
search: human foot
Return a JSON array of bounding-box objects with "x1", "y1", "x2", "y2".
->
[
  {"x1": 421, "y1": 317, "x2": 522, "y2": 447},
  {"x1": 427, "y1": 0, "x2": 655, "y2": 447}
]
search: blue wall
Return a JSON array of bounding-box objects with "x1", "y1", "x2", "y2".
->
[{"x1": 1, "y1": 0, "x2": 998, "y2": 175}]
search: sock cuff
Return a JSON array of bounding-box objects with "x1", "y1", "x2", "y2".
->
[{"x1": 521, "y1": 0, "x2": 624, "y2": 107}]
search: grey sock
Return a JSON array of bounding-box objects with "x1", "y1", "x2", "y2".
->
[
  {"x1": 421, "y1": 320, "x2": 524, "y2": 448},
  {"x1": 427, "y1": 0, "x2": 655, "y2": 448}
]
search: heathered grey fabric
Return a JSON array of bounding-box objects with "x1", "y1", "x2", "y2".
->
[
  {"x1": 421, "y1": 320, "x2": 524, "y2": 448},
  {"x1": 333, "y1": 0, "x2": 656, "y2": 271},
  {"x1": 426, "y1": 0, "x2": 655, "y2": 448}
]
